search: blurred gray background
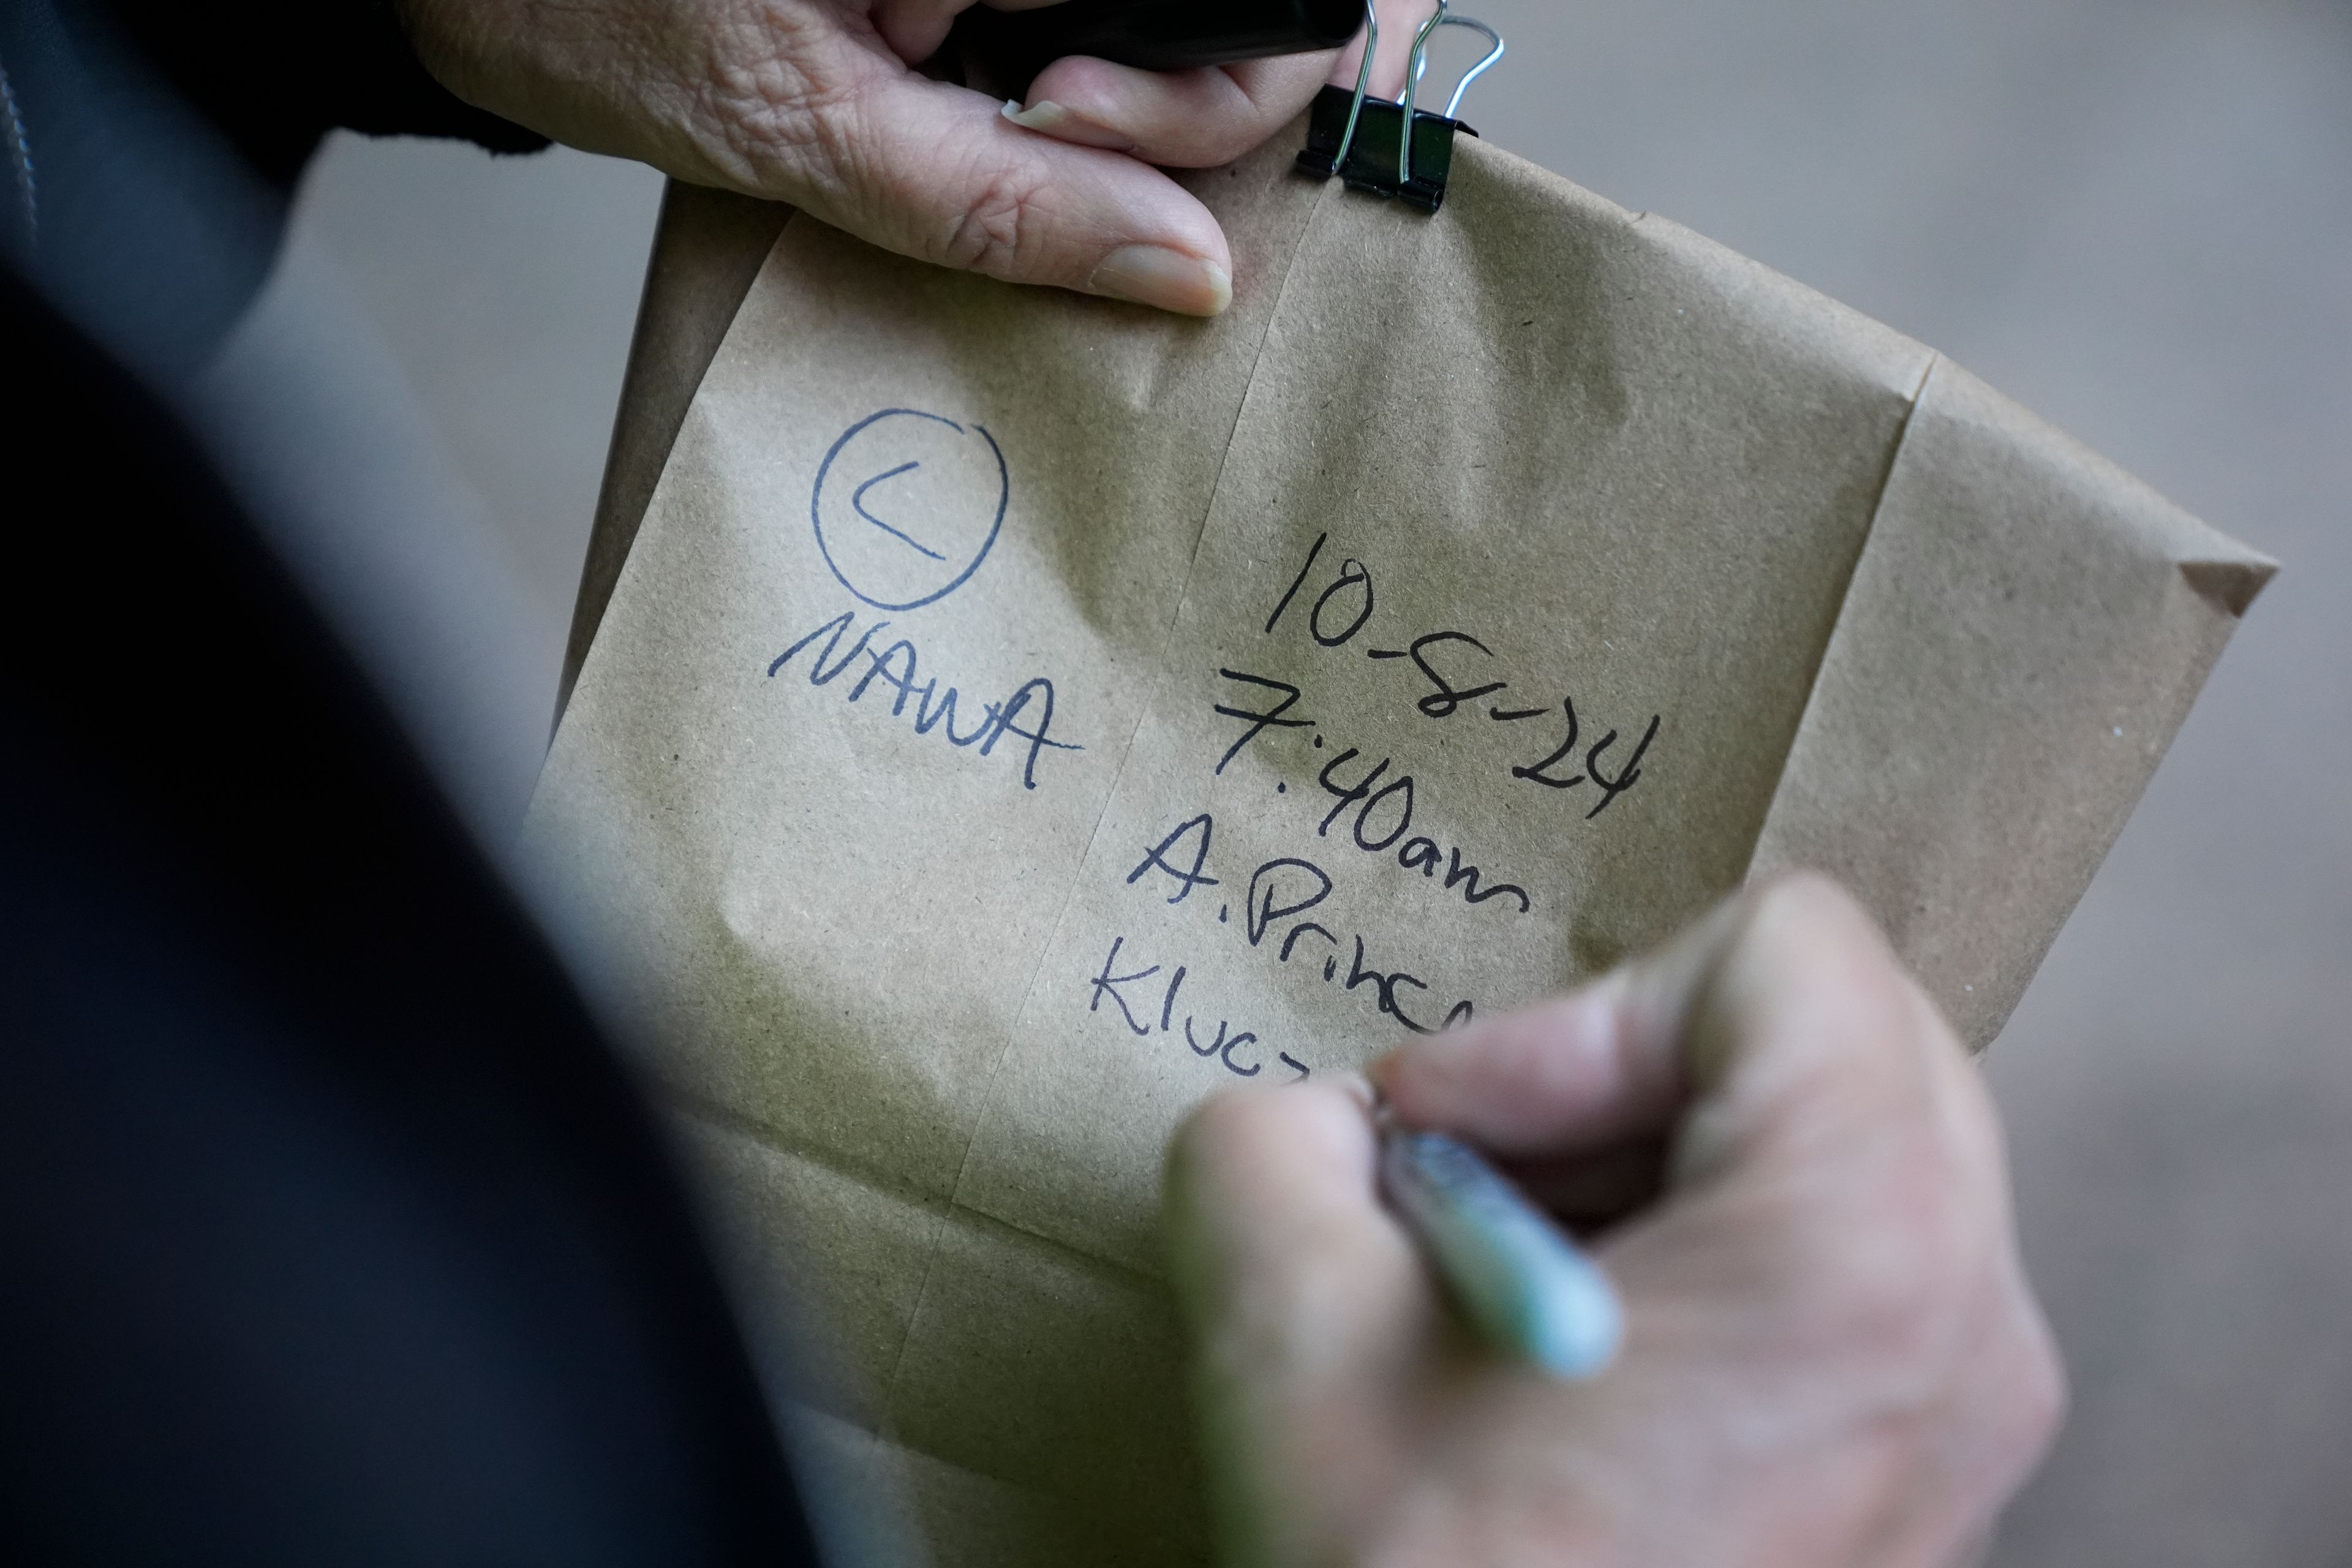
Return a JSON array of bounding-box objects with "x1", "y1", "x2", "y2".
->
[{"x1": 267, "y1": 1, "x2": 2351, "y2": 1561}]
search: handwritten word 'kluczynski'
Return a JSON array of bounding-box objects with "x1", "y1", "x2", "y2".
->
[
  {"x1": 767, "y1": 610, "x2": 1081, "y2": 790},
  {"x1": 1087, "y1": 935, "x2": 1310, "y2": 1083}
]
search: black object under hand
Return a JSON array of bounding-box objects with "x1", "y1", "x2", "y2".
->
[{"x1": 954, "y1": 0, "x2": 1362, "y2": 91}]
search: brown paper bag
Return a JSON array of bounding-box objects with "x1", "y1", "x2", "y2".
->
[{"x1": 526, "y1": 124, "x2": 2270, "y2": 1566}]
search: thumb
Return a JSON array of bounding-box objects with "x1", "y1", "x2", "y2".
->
[
  {"x1": 809, "y1": 69, "x2": 1234, "y2": 314},
  {"x1": 1586, "y1": 875, "x2": 2018, "y2": 1393},
  {"x1": 1367, "y1": 875, "x2": 1966, "y2": 1180},
  {"x1": 1664, "y1": 872, "x2": 1980, "y2": 1200},
  {"x1": 1163, "y1": 1080, "x2": 1431, "y2": 1561},
  {"x1": 1366, "y1": 875, "x2": 1983, "y2": 1233},
  {"x1": 1164, "y1": 1080, "x2": 1423, "y2": 1381}
]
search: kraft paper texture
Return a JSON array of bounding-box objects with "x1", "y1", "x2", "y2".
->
[{"x1": 527, "y1": 126, "x2": 2271, "y2": 1566}]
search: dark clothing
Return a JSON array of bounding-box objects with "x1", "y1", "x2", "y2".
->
[
  {"x1": 0, "y1": 6, "x2": 816, "y2": 1562},
  {"x1": 103, "y1": 1, "x2": 549, "y2": 187},
  {"x1": 0, "y1": 0, "x2": 545, "y2": 375}
]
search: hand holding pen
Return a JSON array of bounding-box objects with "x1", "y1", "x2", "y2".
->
[{"x1": 1166, "y1": 875, "x2": 2063, "y2": 1568}]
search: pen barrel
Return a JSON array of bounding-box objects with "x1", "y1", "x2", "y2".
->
[
  {"x1": 1380, "y1": 1130, "x2": 1624, "y2": 1379},
  {"x1": 956, "y1": 0, "x2": 1364, "y2": 86}
]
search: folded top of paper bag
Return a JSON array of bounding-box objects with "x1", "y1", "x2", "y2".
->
[{"x1": 527, "y1": 124, "x2": 2271, "y2": 1567}]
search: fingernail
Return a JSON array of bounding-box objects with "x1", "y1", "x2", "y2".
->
[
  {"x1": 1332, "y1": 1071, "x2": 1378, "y2": 1111},
  {"x1": 1003, "y1": 99, "x2": 1134, "y2": 151},
  {"x1": 1002, "y1": 97, "x2": 1066, "y2": 131},
  {"x1": 1088, "y1": 245, "x2": 1232, "y2": 316}
]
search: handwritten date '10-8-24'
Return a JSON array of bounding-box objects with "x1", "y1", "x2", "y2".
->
[{"x1": 1253, "y1": 532, "x2": 1663, "y2": 820}]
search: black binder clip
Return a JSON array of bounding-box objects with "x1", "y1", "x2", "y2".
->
[{"x1": 1297, "y1": 1, "x2": 1506, "y2": 214}]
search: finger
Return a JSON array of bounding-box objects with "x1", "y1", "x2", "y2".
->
[
  {"x1": 1009, "y1": 51, "x2": 1338, "y2": 166},
  {"x1": 1615, "y1": 881, "x2": 2062, "y2": 1559},
  {"x1": 869, "y1": 0, "x2": 1062, "y2": 69},
  {"x1": 1372, "y1": 875, "x2": 1972, "y2": 1189},
  {"x1": 1003, "y1": 0, "x2": 1438, "y2": 162},
  {"x1": 1668, "y1": 873, "x2": 1973, "y2": 1192},
  {"x1": 1506, "y1": 1139, "x2": 1673, "y2": 1232},
  {"x1": 1332, "y1": 0, "x2": 1443, "y2": 101},
  {"x1": 804, "y1": 68, "x2": 1235, "y2": 313},
  {"x1": 868, "y1": 0, "x2": 971, "y2": 66},
  {"x1": 1596, "y1": 876, "x2": 2007, "y2": 1379},
  {"x1": 1164, "y1": 1084, "x2": 1429, "y2": 1387},
  {"x1": 1369, "y1": 893, "x2": 1752, "y2": 1158},
  {"x1": 1166, "y1": 1084, "x2": 1437, "y2": 1568}
]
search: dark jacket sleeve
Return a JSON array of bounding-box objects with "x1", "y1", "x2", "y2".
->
[
  {"x1": 103, "y1": 0, "x2": 549, "y2": 186},
  {"x1": 1, "y1": 262, "x2": 818, "y2": 1568}
]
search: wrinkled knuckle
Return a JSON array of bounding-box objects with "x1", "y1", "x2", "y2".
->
[
  {"x1": 804, "y1": 86, "x2": 889, "y2": 206},
  {"x1": 2006, "y1": 1315, "x2": 2070, "y2": 1453},
  {"x1": 1811, "y1": 1161, "x2": 1980, "y2": 1366},
  {"x1": 1748, "y1": 869, "x2": 1861, "y2": 937},
  {"x1": 698, "y1": 28, "x2": 865, "y2": 194},
  {"x1": 1826, "y1": 1246, "x2": 1951, "y2": 1373},
  {"x1": 1758, "y1": 866, "x2": 1857, "y2": 913},
  {"x1": 1747, "y1": 871, "x2": 1895, "y2": 981},
  {"x1": 1940, "y1": 1048, "x2": 2012, "y2": 1168},
  {"x1": 935, "y1": 162, "x2": 1058, "y2": 279}
]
